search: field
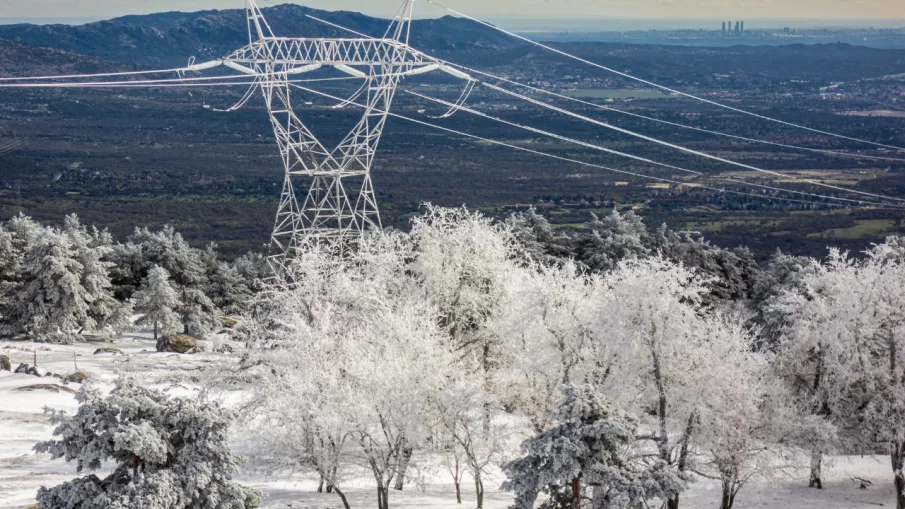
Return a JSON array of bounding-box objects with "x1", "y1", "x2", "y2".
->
[
  {"x1": 0, "y1": 332, "x2": 902, "y2": 509},
  {"x1": 561, "y1": 88, "x2": 674, "y2": 100}
]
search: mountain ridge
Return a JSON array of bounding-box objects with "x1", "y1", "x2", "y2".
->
[{"x1": 0, "y1": 4, "x2": 519, "y2": 68}]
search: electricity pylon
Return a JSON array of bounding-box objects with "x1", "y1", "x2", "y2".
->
[{"x1": 186, "y1": 0, "x2": 472, "y2": 266}]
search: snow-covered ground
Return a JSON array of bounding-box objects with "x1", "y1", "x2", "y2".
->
[{"x1": 0, "y1": 334, "x2": 898, "y2": 509}]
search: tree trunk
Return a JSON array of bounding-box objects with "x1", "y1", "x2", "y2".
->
[
  {"x1": 570, "y1": 475, "x2": 581, "y2": 509},
  {"x1": 394, "y1": 446, "x2": 413, "y2": 491},
  {"x1": 451, "y1": 456, "x2": 462, "y2": 504},
  {"x1": 317, "y1": 476, "x2": 324, "y2": 493},
  {"x1": 153, "y1": 320, "x2": 159, "y2": 341},
  {"x1": 182, "y1": 287, "x2": 189, "y2": 335},
  {"x1": 892, "y1": 440, "x2": 905, "y2": 509},
  {"x1": 809, "y1": 449, "x2": 823, "y2": 489},
  {"x1": 475, "y1": 472, "x2": 485, "y2": 509},
  {"x1": 377, "y1": 484, "x2": 389, "y2": 509},
  {"x1": 719, "y1": 481, "x2": 736, "y2": 509},
  {"x1": 328, "y1": 466, "x2": 337, "y2": 493},
  {"x1": 667, "y1": 495, "x2": 680, "y2": 509},
  {"x1": 332, "y1": 485, "x2": 352, "y2": 509}
]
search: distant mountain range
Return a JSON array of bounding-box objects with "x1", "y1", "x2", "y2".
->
[{"x1": 0, "y1": 4, "x2": 519, "y2": 69}]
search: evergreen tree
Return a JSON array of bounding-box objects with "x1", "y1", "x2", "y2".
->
[
  {"x1": 179, "y1": 286, "x2": 219, "y2": 338},
  {"x1": 202, "y1": 243, "x2": 252, "y2": 316},
  {"x1": 233, "y1": 251, "x2": 270, "y2": 291},
  {"x1": 34, "y1": 377, "x2": 261, "y2": 509},
  {"x1": 0, "y1": 214, "x2": 43, "y2": 303},
  {"x1": 206, "y1": 261, "x2": 253, "y2": 316},
  {"x1": 502, "y1": 384, "x2": 685, "y2": 509},
  {"x1": 109, "y1": 226, "x2": 207, "y2": 301},
  {"x1": 133, "y1": 266, "x2": 181, "y2": 341},
  {"x1": 506, "y1": 208, "x2": 576, "y2": 266},
  {"x1": 64, "y1": 215, "x2": 131, "y2": 335},
  {"x1": 2, "y1": 228, "x2": 92, "y2": 341},
  {"x1": 576, "y1": 210, "x2": 651, "y2": 273}
]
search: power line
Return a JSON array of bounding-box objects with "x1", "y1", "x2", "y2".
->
[
  {"x1": 437, "y1": 62, "x2": 905, "y2": 164},
  {"x1": 0, "y1": 67, "x2": 190, "y2": 82},
  {"x1": 404, "y1": 88, "x2": 905, "y2": 209},
  {"x1": 306, "y1": 15, "x2": 905, "y2": 207},
  {"x1": 423, "y1": 0, "x2": 905, "y2": 153},
  {"x1": 0, "y1": 74, "x2": 367, "y2": 88},
  {"x1": 479, "y1": 82, "x2": 905, "y2": 204},
  {"x1": 289, "y1": 82, "x2": 853, "y2": 210}
]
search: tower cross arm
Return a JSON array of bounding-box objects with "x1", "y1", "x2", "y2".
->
[{"x1": 184, "y1": 37, "x2": 474, "y2": 82}]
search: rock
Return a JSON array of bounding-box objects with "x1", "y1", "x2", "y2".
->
[
  {"x1": 94, "y1": 347, "x2": 125, "y2": 356},
  {"x1": 0, "y1": 354, "x2": 10, "y2": 371},
  {"x1": 219, "y1": 316, "x2": 239, "y2": 329},
  {"x1": 14, "y1": 363, "x2": 30, "y2": 374},
  {"x1": 157, "y1": 334, "x2": 197, "y2": 354},
  {"x1": 26, "y1": 366, "x2": 46, "y2": 377},
  {"x1": 215, "y1": 342, "x2": 235, "y2": 354},
  {"x1": 16, "y1": 384, "x2": 77, "y2": 395},
  {"x1": 63, "y1": 371, "x2": 90, "y2": 384}
]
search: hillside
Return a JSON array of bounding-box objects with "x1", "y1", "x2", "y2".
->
[
  {"x1": 0, "y1": 4, "x2": 520, "y2": 68},
  {"x1": 0, "y1": 38, "x2": 131, "y2": 77}
]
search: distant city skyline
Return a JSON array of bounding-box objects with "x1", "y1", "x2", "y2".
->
[{"x1": 0, "y1": 0, "x2": 903, "y2": 23}]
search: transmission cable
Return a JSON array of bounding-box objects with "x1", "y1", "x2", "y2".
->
[
  {"x1": 423, "y1": 0, "x2": 905, "y2": 152},
  {"x1": 478, "y1": 82, "x2": 905, "y2": 204},
  {"x1": 288, "y1": 82, "x2": 853, "y2": 210},
  {"x1": 436, "y1": 62, "x2": 905, "y2": 163},
  {"x1": 403, "y1": 88, "x2": 905, "y2": 209},
  {"x1": 304, "y1": 15, "x2": 905, "y2": 206}
]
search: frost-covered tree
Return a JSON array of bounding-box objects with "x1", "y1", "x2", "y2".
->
[
  {"x1": 408, "y1": 205, "x2": 519, "y2": 385},
  {"x1": 109, "y1": 226, "x2": 207, "y2": 301},
  {"x1": 206, "y1": 259, "x2": 253, "y2": 316},
  {"x1": 0, "y1": 214, "x2": 42, "y2": 304},
  {"x1": 575, "y1": 210, "x2": 650, "y2": 273},
  {"x1": 751, "y1": 250, "x2": 820, "y2": 347},
  {"x1": 133, "y1": 266, "x2": 181, "y2": 341},
  {"x1": 689, "y1": 315, "x2": 793, "y2": 509},
  {"x1": 0, "y1": 226, "x2": 23, "y2": 303},
  {"x1": 774, "y1": 238, "x2": 905, "y2": 507},
  {"x1": 770, "y1": 250, "x2": 859, "y2": 490},
  {"x1": 594, "y1": 257, "x2": 766, "y2": 509},
  {"x1": 179, "y1": 286, "x2": 220, "y2": 338},
  {"x1": 239, "y1": 236, "x2": 457, "y2": 509},
  {"x1": 64, "y1": 215, "x2": 132, "y2": 336},
  {"x1": 2, "y1": 227, "x2": 91, "y2": 341},
  {"x1": 34, "y1": 377, "x2": 260, "y2": 509},
  {"x1": 502, "y1": 384, "x2": 685, "y2": 509},
  {"x1": 233, "y1": 251, "x2": 270, "y2": 291},
  {"x1": 506, "y1": 208, "x2": 575, "y2": 266},
  {"x1": 431, "y1": 377, "x2": 508, "y2": 509},
  {"x1": 496, "y1": 261, "x2": 607, "y2": 432}
]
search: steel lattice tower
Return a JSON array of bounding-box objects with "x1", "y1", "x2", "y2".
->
[{"x1": 186, "y1": 0, "x2": 472, "y2": 266}]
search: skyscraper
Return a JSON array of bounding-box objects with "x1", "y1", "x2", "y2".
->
[
  {"x1": 722, "y1": 22, "x2": 726, "y2": 34},
  {"x1": 741, "y1": 21, "x2": 745, "y2": 33},
  {"x1": 735, "y1": 21, "x2": 740, "y2": 34}
]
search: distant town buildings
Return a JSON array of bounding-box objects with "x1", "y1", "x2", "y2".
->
[{"x1": 723, "y1": 21, "x2": 745, "y2": 35}]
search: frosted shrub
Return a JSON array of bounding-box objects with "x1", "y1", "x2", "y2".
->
[{"x1": 34, "y1": 377, "x2": 260, "y2": 509}]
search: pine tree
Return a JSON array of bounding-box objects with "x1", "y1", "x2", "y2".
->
[
  {"x1": 203, "y1": 244, "x2": 252, "y2": 316},
  {"x1": 178, "y1": 286, "x2": 219, "y2": 338},
  {"x1": 2, "y1": 228, "x2": 92, "y2": 341},
  {"x1": 502, "y1": 384, "x2": 685, "y2": 509},
  {"x1": 34, "y1": 377, "x2": 261, "y2": 509},
  {"x1": 133, "y1": 266, "x2": 181, "y2": 341},
  {"x1": 64, "y1": 215, "x2": 132, "y2": 336},
  {"x1": 505, "y1": 207, "x2": 575, "y2": 266}
]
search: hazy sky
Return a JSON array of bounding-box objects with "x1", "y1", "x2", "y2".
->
[{"x1": 0, "y1": 0, "x2": 902, "y2": 21}]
